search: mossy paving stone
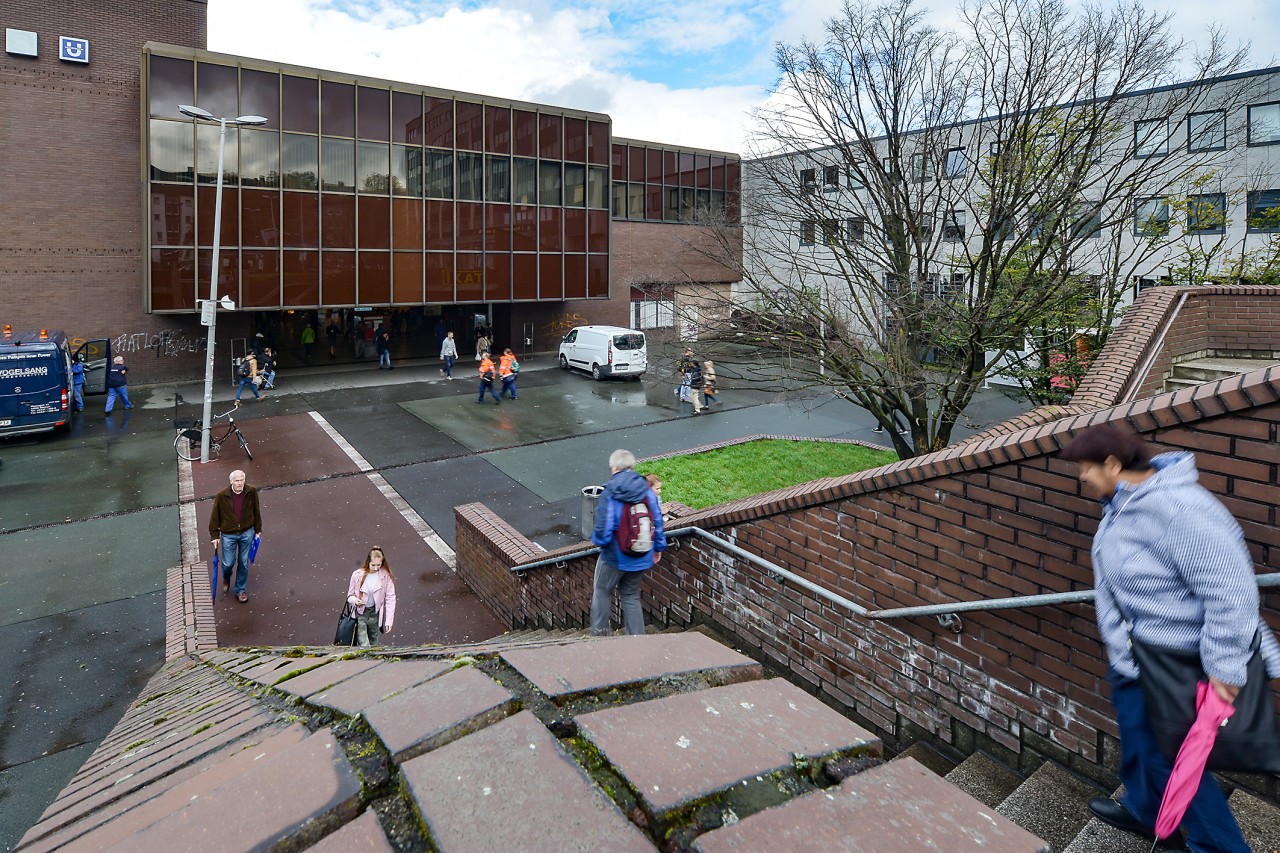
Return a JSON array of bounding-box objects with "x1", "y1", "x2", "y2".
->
[
  {"x1": 309, "y1": 809, "x2": 392, "y2": 852},
  {"x1": 362, "y1": 665, "x2": 517, "y2": 762},
  {"x1": 272, "y1": 657, "x2": 382, "y2": 699},
  {"x1": 306, "y1": 659, "x2": 450, "y2": 717}
]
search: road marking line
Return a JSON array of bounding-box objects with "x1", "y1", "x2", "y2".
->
[{"x1": 309, "y1": 410, "x2": 457, "y2": 570}]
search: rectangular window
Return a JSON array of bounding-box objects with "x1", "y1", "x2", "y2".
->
[
  {"x1": 1071, "y1": 203, "x2": 1103, "y2": 239},
  {"x1": 456, "y1": 153, "x2": 484, "y2": 201},
  {"x1": 944, "y1": 147, "x2": 966, "y2": 179},
  {"x1": 391, "y1": 144, "x2": 421, "y2": 196},
  {"x1": 821, "y1": 218, "x2": 840, "y2": 246},
  {"x1": 663, "y1": 187, "x2": 680, "y2": 221},
  {"x1": 910, "y1": 152, "x2": 934, "y2": 182},
  {"x1": 1134, "y1": 118, "x2": 1168, "y2": 157},
  {"x1": 612, "y1": 183, "x2": 627, "y2": 218},
  {"x1": 940, "y1": 272, "x2": 966, "y2": 301},
  {"x1": 823, "y1": 164, "x2": 840, "y2": 189},
  {"x1": 846, "y1": 217, "x2": 865, "y2": 241},
  {"x1": 426, "y1": 149, "x2": 453, "y2": 199},
  {"x1": 240, "y1": 128, "x2": 280, "y2": 189},
  {"x1": 1187, "y1": 193, "x2": 1226, "y2": 234},
  {"x1": 282, "y1": 133, "x2": 318, "y2": 190},
  {"x1": 1134, "y1": 197, "x2": 1170, "y2": 236},
  {"x1": 628, "y1": 184, "x2": 645, "y2": 219},
  {"x1": 1187, "y1": 110, "x2": 1226, "y2": 151},
  {"x1": 1247, "y1": 103, "x2": 1280, "y2": 145},
  {"x1": 942, "y1": 209, "x2": 966, "y2": 241},
  {"x1": 800, "y1": 220, "x2": 815, "y2": 245},
  {"x1": 587, "y1": 166, "x2": 608, "y2": 209},
  {"x1": 882, "y1": 157, "x2": 901, "y2": 182},
  {"x1": 846, "y1": 167, "x2": 864, "y2": 191},
  {"x1": 320, "y1": 137, "x2": 354, "y2": 192},
  {"x1": 485, "y1": 155, "x2": 510, "y2": 203},
  {"x1": 1247, "y1": 190, "x2": 1280, "y2": 232},
  {"x1": 538, "y1": 161, "x2": 562, "y2": 205},
  {"x1": 800, "y1": 168, "x2": 816, "y2": 193},
  {"x1": 512, "y1": 157, "x2": 537, "y2": 206},
  {"x1": 150, "y1": 119, "x2": 194, "y2": 183},
  {"x1": 357, "y1": 141, "x2": 390, "y2": 194},
  {"x1": 564, "y1": 163, "x2": 587, "y2": 207}
]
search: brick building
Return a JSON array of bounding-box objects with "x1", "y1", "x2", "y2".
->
[{"x1": 2, "y1": 2, "x2": 741, "y2": 382}]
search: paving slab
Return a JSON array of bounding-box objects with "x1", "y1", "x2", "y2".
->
[
  {"x1": 239, "y1": 656, "x2": 332, "y2": 687},
  {"x1": 306, "y1": 659, "x2": 451, "y2": 717},
  {"x1": 502, "y1": 633, "x2": 762, "y2": 700},
  {"x1": 200, "y1": 475, "x2": 502, "y2": 647},
  {"x1": 96, "y1": 728, "x2": 360, "y2": 853},
  {"x1": 692, "y1": 758, "x2": 1048, "y2": 853},
  {"x1": 363, "y1": 665, "x2": 516, "y2": 761},
  {"x1": 576, "y1": 678, "x2": 880, "y2": 818},
  {"x1": 310, "y1": 809, "x2": 392, "y2": 853},
  {"x1": 401, "y1": 710, "x2": 653, "y2": 853},
  {"x1": 273, "y1": 658, "x2": 383, "y2": 699},
  {"x1": 321, "y1": 399, "x2": 470, "y2": 469}
]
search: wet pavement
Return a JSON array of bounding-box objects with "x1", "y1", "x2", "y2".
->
[{"x1": 0, "y1": 342, "x2": 1031, "y2": 850}]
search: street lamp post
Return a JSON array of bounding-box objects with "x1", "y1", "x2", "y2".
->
[{"x1": 177, "y1": 105, "x2": 268, "y2": 463}]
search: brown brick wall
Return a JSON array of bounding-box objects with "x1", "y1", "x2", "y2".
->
[
  {"x1": 1, "y1": 1, "x2": 207, "y2": 382},
  {"x1": 455, "y1": 366, "x2": 1280, "y2": 786}
]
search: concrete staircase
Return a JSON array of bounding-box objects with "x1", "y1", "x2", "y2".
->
[
  {"x1": 895, "y1": 744, "x2": 1280, "y2": 852},
  {"x1": 1164, "y1": 352, "x2": 1279, "y2": 393}
]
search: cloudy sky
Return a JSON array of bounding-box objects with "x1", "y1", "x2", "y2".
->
[{"x1": 208, "y1": 0, "x2": 1280, "y2": 155}]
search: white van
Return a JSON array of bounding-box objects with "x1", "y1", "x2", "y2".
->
[{"x1": 557, "y1": 325, "x2": 648, "y2": 380}]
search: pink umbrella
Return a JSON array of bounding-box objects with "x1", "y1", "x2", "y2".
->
[{"x1": 1152, "y1": 680, "x2": 1236, "y2": 844}]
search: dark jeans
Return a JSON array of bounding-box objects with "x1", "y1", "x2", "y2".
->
[
  {"x1": 235, "y1": 376, "x2": 260, "y2": 400},
  {"x1": 500, "y1": 376, "x2": 517, "y2": 398},
  {"x1": 477, "y1": 378, "x2": 500, "y2": 402},
  {"x1": 220, "y1": 528, "x2": 255, "y2": 596},
  {"x1": 442, "y1": 355, "x2": 455, "y2": 377},
  {"x1": 1108, "y1": 669, "x2": 1248, "y2": 853}
]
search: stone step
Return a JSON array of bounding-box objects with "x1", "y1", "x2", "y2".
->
[
  {"x1": 944, "y1": 751, "x2": 1023, "y2": 810},
  {"x1": 1061, "y1": 788, "x2": 1152, "y2": 853},
  {"x1": 996, "y1": 762, "x2": 1104, "y2": 852},
  {"x1": 892, "y1": 741, "x2": 958, "y2": 778},
  {"x1": 1163, "y1": 376, "x2": 1202, "y2": 393},
  {"x1": 1230, "y1": 787, "x2": 1280, "y2": 852},
  {"x1": 1170, "y1": 356, "x2": 1277, "y2": 383}
]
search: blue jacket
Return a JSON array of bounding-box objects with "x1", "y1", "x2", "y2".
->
[
  {"x1": 591, "y1": 469, "x2": 666, "y2": 571},
  {"x1": 1092, "y1": 452, "x2": 1280, "y2": 685}
]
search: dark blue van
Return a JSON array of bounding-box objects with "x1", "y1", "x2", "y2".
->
[{"x1": 0, "y1": 329, "x2": 110, "y2": 436}]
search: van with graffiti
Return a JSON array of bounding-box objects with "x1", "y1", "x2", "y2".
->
[
  {"x1": 0, "y1": 328, "x2": 110, "y2": 436},
  {"x1": 557, "y1": 325, "x2": 648, "y2": 380}
]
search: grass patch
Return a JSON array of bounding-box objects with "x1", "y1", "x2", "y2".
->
[{"x1": 637, "y1": 439, "x2": 897, "y2": 509}]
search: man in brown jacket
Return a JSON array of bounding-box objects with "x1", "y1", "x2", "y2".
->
[{"x1": 209, "y1": 469, "x2": 263, "y2": 603}]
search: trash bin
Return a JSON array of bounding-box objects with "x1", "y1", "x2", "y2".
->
[{"x1": 580, "y1": 485, "x2": 604, "y2": 541}]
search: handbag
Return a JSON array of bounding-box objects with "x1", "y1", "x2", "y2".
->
[
  {"x1": 1129, "y1": 631, "x2": 1280, "y2": 773},
  {"x1": 333, "y1": 602, "x2": 358, "y2": 647}
]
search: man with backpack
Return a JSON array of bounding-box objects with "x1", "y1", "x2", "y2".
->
[{"x1": 589, "y1": 449, "x2": 666, "y2": 636}]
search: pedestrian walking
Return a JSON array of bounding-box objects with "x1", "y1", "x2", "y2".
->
[
  {"x1": 498, "y1": 347, "x2": 519, "y2": 399},
  {"x1": 589, "y1": 449, "x2": 666, "y2": 636},
  {"x1": 104, "y1": 355, "x2": 132, "y2": 413},
  {"x1": 71, "y1": 353, "x2": 85, "y2": 412},
  {"x1": 345, "y1": 546, "x2": 397, "y2": 646},
  {"x1": 376, "y1": 326, "x2": 393, "y2": 369},
  {"x1": 440, "y1": 331, "x2": 457, "y2": 379},
  {"x1": 675, "y1": 347, "x2": 703, "y2": 414},
  {"x1": 702, "y1": 360, "x2": 718, "y2": 407},
  {"x1": 259, "y1": 346, "x2": 277, "y2": 389},
  {"x1": 476, "y1": 351, "x2": 501, "y2": 403},
  {"x1": 208, "y1": 469, "x2": 263, "y2": 604},
  {"x1": 300, "y1": 323, "x2": 316, "y2": 360},
  {"x1": 475, "y1": 329, "x2": 491, "y2": 362},
  {"x1": 1060, "y1": 424, "x2": 1279, "y2": 852},
  {"x1": 325, "y1": 319, "x2": 339, "y2": 359},
  {"x1": 235, "y1": 352, "x2": 262, "y2": 401}
]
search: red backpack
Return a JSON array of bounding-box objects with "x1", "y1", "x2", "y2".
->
[{"x1": 614, "y1": 499, "x2": 654, "y2": 557}]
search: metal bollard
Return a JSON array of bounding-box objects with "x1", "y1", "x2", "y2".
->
[{"x1": 580, "y1": 485, "x2": 604, "y2": 541}]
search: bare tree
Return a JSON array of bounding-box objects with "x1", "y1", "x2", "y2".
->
[{"x1": 693, "y1": 0, "x2": 1256, "y2": 456}]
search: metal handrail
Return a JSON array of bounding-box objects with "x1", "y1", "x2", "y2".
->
[{"x1": 506, "y1": 525, "x2": 1279, "y2": 629}]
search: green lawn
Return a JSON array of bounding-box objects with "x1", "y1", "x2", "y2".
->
[{"x1": 637, "y1": 439, "x2": 898, "y2": 510}]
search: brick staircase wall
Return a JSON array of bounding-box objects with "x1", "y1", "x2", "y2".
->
[{"x1": 454, "y1": 285, "x2": 1280, "y2": 793}]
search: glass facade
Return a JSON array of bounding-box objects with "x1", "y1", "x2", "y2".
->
[
  {"x1": 145, "y1": 50, "x2": 614, "y2": 311},
  {"x1": 609, "y1": 141, "x2": 740, "y2": 224}
]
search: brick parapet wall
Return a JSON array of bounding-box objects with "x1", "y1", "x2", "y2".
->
[{"x1": 454, "y1": 365, "x2": 1280, "y2": 786}]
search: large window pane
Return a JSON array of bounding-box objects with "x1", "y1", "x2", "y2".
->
[
  {"x1": 587, "y1": 166, "x2": 608, "y2": 209},
  {"x1": 1188, "y1": 111, "x2": 1225, "y2": 151},
  {"x1": 513, "y1": 157, "x2": 537, "y2": 206},
  {"x1": 1134, "y1": 197, "x2": 1169, "y2": 236},
  {"x1": 196, "y1": 62, "x2": 238, "y2": 123},
  {"x1": 456, "y1": 153, "x2": 484, "y2": 201},
  {"x1": 150, "y1": 184, "x2": 195, "y2": 244},
  {"x1": 282, "y1": 133, "x2": 318, "y2": 190},
  {"x1": 1248, "y1": 103, "x2": 1280, "y2": 145},
  {"x1": 1247, "y1": 189, "x2": 1280, "y2": 231},
  {"x1": 564, "y1": 163, "x2": 586, "y2": 207},
  {"x1": 150, "y1": 119, "x2": 194, "y2": 182},
  {"x1": 1134, "y1": 118, "x2": 1168, "y2": 157},
  {"x1": 456, "y1": 102, "x2": 483, "y2": 151},
  {"x1": 486, "y1": 155, "x2": 510, "y2": 203},
  {"x1": 486, "y1": 105, "x2": 510, "y2": 153},
  {"x1": 539, "y1": 115, "x2": 561, "y2": 159},
  {"x1": 321, "y1": 81, "x2": 355, "y2": 137},
  {"x1": 149, "y1": 55, "x2": 192, "y2": 120},
  {"x1": 427, "y1": 149, "x2": 453, "y2": 199},
  {"x1": 612, "y1": 183, "x2": 626, "y2": 217},
  {"x1": 357, "y1": 86, "x2": 390, "y2": 141},
  {"x1": 240, "y1": 69, "x2": 279, "y2": 128},
  {"x1": 196, "y1": 125, "x2": 238, "y2": 185},
  {"x1": 391, "y1": 144, "x2": 422, "y2": 197},
  {"x1": 564, "y1": 118, "x2": 586, "y2": 162},
  {"x1": 391, "y1": 91, "x2": 422, "y2": 144},
  {"x1": 321, "y1": 137, "x2": 355, "y2": 192},
  {"x1": 240, "y1": 128, "x2": 279, "y2": 188},
  {"x1": 281, "y1": 75, "x2": 318, "y2": 133},
  {"x1": 539, "y1": 161, "x2": 561, "y2": 205},
  {"x1": 423, "y1": 96, "x2": 453, "y2": 147},
  {"x1": 628, "y1": 184, "x2": 645, "y2": 219},
  {"x1": 357, "y1": 140, "x2": 390, "y2": 194},
  {"x1": 1187, "y1": 193, "x2": 1226, "y2": 233}
]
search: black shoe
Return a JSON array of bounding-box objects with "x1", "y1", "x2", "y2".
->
[{"x1": 1088, "y1": 798, "x2": 1154, "y2": 839}]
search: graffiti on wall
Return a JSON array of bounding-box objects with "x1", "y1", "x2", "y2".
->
[
  {"x1": 70, "y1": 330, "x2": 207, "y2": 358},
  {"x1": 543, "y1": 312, "x2": 589, "y2": 336}
]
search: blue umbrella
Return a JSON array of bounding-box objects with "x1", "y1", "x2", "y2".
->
[
  {"x1": 249, "y1": 533, "x2": 261, "y2": 564},
  {"x1": 210, "y1": 548, "x2": 219, "y2": 603}
]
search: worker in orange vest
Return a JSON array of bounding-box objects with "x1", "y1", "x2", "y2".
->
[
  {"x1": 476, "y1": 351, "x2": 501, "y2": 404},
  {"x1": 498, "y1": 348, "x2": 519, "y2": 400}
]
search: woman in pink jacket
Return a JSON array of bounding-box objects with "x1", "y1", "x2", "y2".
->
[{"x1": 346, "y1": 546, "x2": 397, "y2": 646}]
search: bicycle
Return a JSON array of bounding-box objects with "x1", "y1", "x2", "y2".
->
[{"x1": 173, "y1": 396, "x2": 253, "y2": 461}]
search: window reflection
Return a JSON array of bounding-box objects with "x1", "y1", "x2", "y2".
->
[
  {"x1": 241, "y1": 69, "x2": 280, "y2": 128},
  {"x1": 587, "y1": 166, "x2": 607, "y2": 209},
  {"x1": 197, "y1": 62, "x2": 238, "y2": 123},
  {"x1": 321, "y1": 81, "x2": 356, "y2": 137},
  {"x1": 149, "y1": 56, "x2": 193, "y2": 120},
  {"x1": 240, "y1": 128, "x2": 280, "y2": 188},
  {"x1": 357, "y1": 140, "x2": 390, "y2": 194},
  {"x1": 564, "y1": 163, "x2": 586, "y2": 207},
  {"x1": 539, "y1": 161, "x2": 561, "y2": 205},
  {"x1": 513, "y1": 158, "x2": 537, "y2": 206},
  {"x1": 196, "y1": 125, "x2": 238, "y2": 184},
  {"x1": 150, "y1": 119, "x2": 194, "y2": 182},
  {"x1": 628, "y1": 185, "x2": 644, "y2": 219},
  {"x1": 486, "y1": 155, "x2": 510, "y2": 203},
  {"x1": 282, "y1": 75, "x2": 318, "y2": 133},
  {"x1": 391, "y1": 145, "x2": 422, "y2": 197},
  {"x1": 321, "y1": 137, "x2": 355, "y2": 192},
  {"x1": 456, "y1": 153, "x2": 483, "y2": 201},
  {"x1": 427, "y1": 150, "x2": 454, "y2": 199},
  {"x1": 282, "y1": 133, "x2": 318, "y2": 190}
]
